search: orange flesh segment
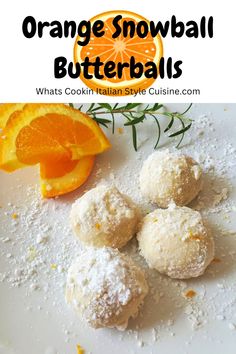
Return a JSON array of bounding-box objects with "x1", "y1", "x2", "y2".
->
[
  {"x1": 16, "y1": 121, "x2": 71, "y2": 165},
  {"x1": 15, "y1": 113, "x2": 96, "y2": 165},
  {"x1": 40, "y1": 159, "x2": 79, "y2": 179}
]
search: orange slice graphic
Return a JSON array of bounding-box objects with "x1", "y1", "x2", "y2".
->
[{"x1": 74, "y1": 10, "x2": 163, "y2": 96}]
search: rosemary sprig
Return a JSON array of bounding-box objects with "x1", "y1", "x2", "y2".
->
[{"x1": 69, "y1": 103, "x2": 193, "y2": 150}]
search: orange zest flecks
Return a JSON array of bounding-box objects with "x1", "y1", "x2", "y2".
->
[
  {"x1": 50, "y1": 263, "x2": 58, "y2": 270},
  {"x1": 117, "y1": 127, "x2": 124, "y2": 135},
  {"x1": 77, "y1": 344, "x2": 85, "y2": 354},
  {"x1": 27, "y1": 246, "x2": 37, "y2": 261},
  {"x1": 188, "y1": 230, "x2": 202, "y2": 241},
  {"x1": 95, "y1": 223, "x2": 101, "y2": 230},
  {"x1": 184, "y1": 289, "x2": 197, "y2": 299},
  {"x1": 189, "y1": 235, "x2": 202, "y2": 241}
]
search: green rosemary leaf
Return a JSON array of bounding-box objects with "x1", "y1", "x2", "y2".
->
[
  {"x1": 78, "y1": 105, "x2": 83, "y2": 110},
  {"x1": 117, "y1": 104, "x2": 131, "y2": 110},
  {"x1": 145, "y1": 103, "x2": 163, "y2": 112},
  {"x1": 93, "y1": 117, "x2": 110, "y2": 128},
  {"x1": 132, "y1": 125, "x2": 138, "y2": 151},
  {"x1": 169, "y1": 120, "x2": 192, "y2": 148},
  {"x1": 98, "y1": 122, "x2": 109, "y2": 128},
  {"x1": 93, "y1": 118, "x2": 112, "y2": 124},
  {"x1": 111, "y1": 112, "x2": 115, "y2": 134},
  {"x1": 164, "y1": 116, "x2": 174, "y2": 132},
  {"x1": 69, "y1": 103, "x2": 74, "y2": 108},
  {"x1": 150, "y1": 114, "x2": 161, "y2": 149},
  {"x1": 161, "y1": 111, "x2": 173, "y2": 117},
  {"x1": 124, "y1": 115, "x2": 145, "y2": 126},
  {"x1": 169, "y1": 123, "x2": 192, "y2": 138},
  {"x1": 87, "y1": 103, "x2": 95, "y2": 111},
  {"x1": 122, "y1": 112, "x2": 132, "y2": 121},
  {"x1": 99, "y1": 103, "x2": 112, "y2": 110},
  {"x1": 176, "y1": 118, "x2": 185, "y2": 148},
  {"x1": 125, "y1": 103, "x2": 141, "y2": 110},
  {"x1": 122, "y1": 112, "x2": 138, "y2": 150},
  {"x1": 152, "y1": 103, "x2": 163, "y2": 111},
  {"x1": 90, "y1": 106, "x2": 104, "y2": 112},
  {"x1": 74, "y1": 103, "x2": 193, "y2": 151},
  {"x1": 181, "y1": 103, "x2": 193, "y2": 115}
]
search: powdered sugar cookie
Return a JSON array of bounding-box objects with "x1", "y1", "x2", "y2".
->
[
  {"x1": 139, "y1": 150, "x2": 202, "y2": 208},
  {"x1": 70, "y1": 185, "x2": 140, "y2": 248},
  {"x1": 137, "y1": 205, "x2": 214, "y2": 279},
  {"x1": 65, "y1": 247, "x2": 148, "y2": 330}
]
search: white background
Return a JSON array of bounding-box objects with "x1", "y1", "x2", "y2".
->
[
  {"x1": 0, "y1": 0, "x2": 235, "y2": 102},
  {"x1": 1, "y1": 103, "x2": 236, "y2": 354}
]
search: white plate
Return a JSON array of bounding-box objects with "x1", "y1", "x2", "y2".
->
[{"x1": 0, "y1": 104, "x2": 236, "y2": 354}]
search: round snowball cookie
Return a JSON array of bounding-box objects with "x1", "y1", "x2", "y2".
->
[
  {"x1": 70, "y1": 185, "x2": 140, "y2": 248},
  {"x1": 139, "y1": 150, "x2": 203, "y2": 208},
  {"x1": 137, "y1": 205, "x2": 214, "y2": 279},
  {"x1": 65, "y1": 247, "x2": 149, "y2": 330}
]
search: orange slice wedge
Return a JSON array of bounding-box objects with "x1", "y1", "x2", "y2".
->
[
  {"x1": 0, "y1": 104, "x2": 103, "y2": 197},
  {"x1": 74, "y1": 10, "x2": 163, "y2": 96},
  {"x1": 40, "y1": 156, "x2": 95, "y2": 198},
  {"x1": 0, "y1": 103, "x2": 25, "y2": 129},
  {"x1": 0, "y1": 103, "x2": 110, "y2": 172}
]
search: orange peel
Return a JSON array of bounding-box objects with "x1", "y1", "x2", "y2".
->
[
  {"x1": 40, "y1": 156, "x2": 95, "y2": 198},
  {"x1": 0, "y1": 103, "x2": 25, "y2": 129}
]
